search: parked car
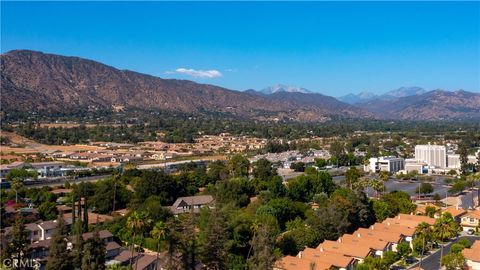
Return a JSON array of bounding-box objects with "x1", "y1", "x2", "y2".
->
[{"x1": 467, "y1": 229, "x2": 475, "y2": 235}]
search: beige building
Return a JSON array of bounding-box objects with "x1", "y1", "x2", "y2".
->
[{"x1": 460, "y1": 210, "x2": 480, "y2": 232}]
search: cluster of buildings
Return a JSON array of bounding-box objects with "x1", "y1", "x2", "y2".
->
[
  {"x1": 364, "y1": 144, "x2": 479, "y2": 175},
  {"x1": 1, "y1": 192, "x2": 216, "y2": 270},
  {"x1": 0, "y1": 161, "x2": 88, "y2": 181},
  {"x1": 407, "y1": 144, "x2": 478, "y2": 174},
  {"x1": 250, "y1": 149, "x2": 331, "y2": 169},
  {"x1": 275, "y1": 213, "x2": 435, "y2": 270}
]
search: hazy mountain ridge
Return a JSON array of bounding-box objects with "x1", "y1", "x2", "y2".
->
[
  {"x1": 338, "y1": 87, "x2": 427, "y2": 105},
  {"x1": 0, "y1": 50, "x2": 369, "y2": 122},
  {"x1": 359, "y1": 89, "x2": 480, "y2": 120}
]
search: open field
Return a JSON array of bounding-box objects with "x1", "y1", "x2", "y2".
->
[{"x1": 0, "y1": 131, "x2": 105, "y2": 154}]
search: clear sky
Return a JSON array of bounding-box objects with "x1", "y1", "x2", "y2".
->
[{"x1": 1, "y1": 1, "x2": 479, "y2": 96}]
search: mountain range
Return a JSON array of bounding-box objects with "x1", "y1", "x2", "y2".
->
[
  {"x1": 338, "y1": 87, "x2": 427, "y2": 105},
  {"x1": 1, "y1": 50, "x2": 479, "y2": 121}
]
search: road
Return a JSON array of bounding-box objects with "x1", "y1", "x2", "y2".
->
[
  {"x1": 1, "y1": 175, "x2": 109, "y2": 189},
  {"x1": 409, "y1": 235, "x2": 480, "y2": 270}
]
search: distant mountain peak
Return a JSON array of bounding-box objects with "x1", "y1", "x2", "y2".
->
[
  {"x1": 337, "y1": 91, "x2": 378, "y2": 105},
  {"x1": 260, "y1": 84, "x2": 312, "y2": 95},
  {"x1": 382, "y1": 86, "x2": 426, "y2": 98}
]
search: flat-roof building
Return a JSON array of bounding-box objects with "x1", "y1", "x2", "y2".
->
[{"x1": 414, "y1": 144, "x2": 446, "y2": 169}]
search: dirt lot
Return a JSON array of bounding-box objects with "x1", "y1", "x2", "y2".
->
[{"x1": 0, "y1": 131, "x2": 105, "y2": 154}]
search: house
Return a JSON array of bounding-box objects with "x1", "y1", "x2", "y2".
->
[
  {"x1": 170, "y1": 195, "x2": 214, "y2": 215},
  {"x1": 442, "y1": 206, "x2": 467, "y2": 222},
  {"x1": 317, "y1": 240, "x2": 374, "y2": 262},
  {"x1": 462, "y1": 240, "x2": 480, "y2": 270},
  {"x1": 28, "y1": 230, "x2": 121, "y2": 268},
  {"x1": 0, "y1": 161, "x2": 25, "y2": 179},
  {"x1": 299, "y1": 247, "x2": 356, "y2": 270},
  {"x1": 338, "y1": 234, "x2": 391, "y2": 257},
  {"x1": 273, "y1": 255, "x2": 332, "y2": 270},
  {"x1": 369, "y1": 222, "x2": 416, "y2": 242},
  {"x1": 68, "y1": 230, "x2": 120, "y2": 259},
  {"x1": 109, "y1": 250, "x2": 160, "y2": 270},
  {"x1": 460, "y1": 210, "x2": 480, "y2": 232},
  {"x1": 353, "y1": 228, "x2": 405, "y2": 251},
  {"x1": 37, "y1": 219, "x2": 72, "y2": 240}
]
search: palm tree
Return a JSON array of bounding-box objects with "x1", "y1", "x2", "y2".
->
[
  {"x1": 11, "y1": 177, "x2": 24, "y2": 204},
  {"x1": 434, "y1": 213, "x2": 458, "y2": 263},
  {"x1": 127, "y1": 211, "x2": 151, "y2": 269},
  {"x1": 415, "y1": 222, "x2": 432, "y2": 268},
  {"x1": 245, "y1": 220, "x2": 260, "y2": 270},
  {"x1": 151, "y1": 221, "x2": 167, "y2": 270}
]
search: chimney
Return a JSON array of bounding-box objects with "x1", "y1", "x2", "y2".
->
[
  {"x1": 370, "y1": 225, "x2": 375, "y2": 230},
  {"x1": 357, "y1": 233, "x2": 361, "y2": 238},
  {"x1": 386, "y1": 222, "x2": 391, "y2": 226},
  {"x1": 298, "y1": 252, "x2": 302, "y2": 259},
  {"x1": 320, "y1": 247, "x2": 324, "y2": 252},
  {"x1": 338, "y1": 238, "x2": 342, "y2": 243}
]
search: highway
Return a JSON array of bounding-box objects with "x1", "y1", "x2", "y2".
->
[{"x1": 1, "y1": 174, "x2": 110, "y2": 189}]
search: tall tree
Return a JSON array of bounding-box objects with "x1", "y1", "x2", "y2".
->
[
  {"x1": 247, "y1": 215, "x2": 279, "y2": 270},
  {"x1": 81, "y1": 230, "x2": 106, "y2": 270},
  {"x1": 46, "y1": 216, "x2": 72, "y2": 270},
  {"x1": 151, "y1": 221, "x2": 166, "y2": 270},
  {"x1": 199, "y1": 208, "x2": 228, "y2": 270},
  {"x1": 83, "y1": 198, "x2": 89, "y2": 233},
  {"x1": 5, "y1": 217, "x2": 29, "y2": 270},
  {"x1": 178, "y1": 211, "x2": 197, "y2": 270},
  {"x1": 345, "y1": 167, "x2": 361, "y2": 190},
  {"x1": 72, "y1": 222, "x2": 84, "y2": 269},
  {"x1": 127, "y1": 211, "x2": 152, "y2": 269},
  {"x1": 227, "y1": 154, "x2": 250, "y2": 178},
  {"x1": 252, "y1": 158, "x2": 276, "y2": 181},
  {"x1": 459, "y1": 144, "x2": 469, "y2": 175},
  {"x1": 434, "y1": 213, "x2": 458, "y2": 263}
]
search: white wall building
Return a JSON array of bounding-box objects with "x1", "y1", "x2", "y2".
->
[
  {"x1": 447, "y1": 154, "x2": 478, "y2": 169},
  {"x1": 414, "y1": 144, "x2": 447, "y2": 168},
  {"x1": 367, "y1": 156, "x2": 405, "y2": 173}
]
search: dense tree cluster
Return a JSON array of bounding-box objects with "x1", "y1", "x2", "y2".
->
[{"x1": 2, "y1": 153, "x2": 452, "y2": 270}]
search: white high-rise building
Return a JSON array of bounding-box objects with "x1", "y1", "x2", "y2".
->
[{"x1": 415, "y1": 144, "x2": 447, "y2": 168}]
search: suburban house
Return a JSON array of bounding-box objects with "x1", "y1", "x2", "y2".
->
[
  {"x1": 170, "y1": 195, "x2": 214, "y2": 215},
  {"x1": 338, "y1": 234, "x2": 390, "y2": 257},
  {"x1": 274, "y1": 213, "x2": 432, "y2": 270},
  {"x1": 462, "y1": 240, "x2": 480, "y2": 270},
  {"x1": 274, "y1": 255, "x2": 332, "y2": 270},
  {"x1": 28, "y1": 230, "x2": 122, "y2": 269},
  {"x1": 108, "y1": 250, "x2": 160, "y2": 270},
  {"x1": 460, "y1": 210, "x2": 480, "y2": 232},
  {"x1": 299, "y1": 247, "x2": 356, "y2": 270},
  {"x1": 317, "y1": 240, "x2": 374, "y2": 263},
  {"x1": 442, "y1": 206, "x2": 467, "y2": 222}
]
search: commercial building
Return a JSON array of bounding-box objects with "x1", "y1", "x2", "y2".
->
[
  {"x1": 446, "y1": 154, "x2": 478, "y2": 169},
  {"x1": 366, "y1": 156, "x2": 405, "y2": 173},
  {"x1": 414, "y1": 144, "x2": 447, "y2": 169}
]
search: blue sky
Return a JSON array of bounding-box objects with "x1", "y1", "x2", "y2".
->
[{"x1": 1, "y1": 1, "x2": 479, "y2": 96}]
